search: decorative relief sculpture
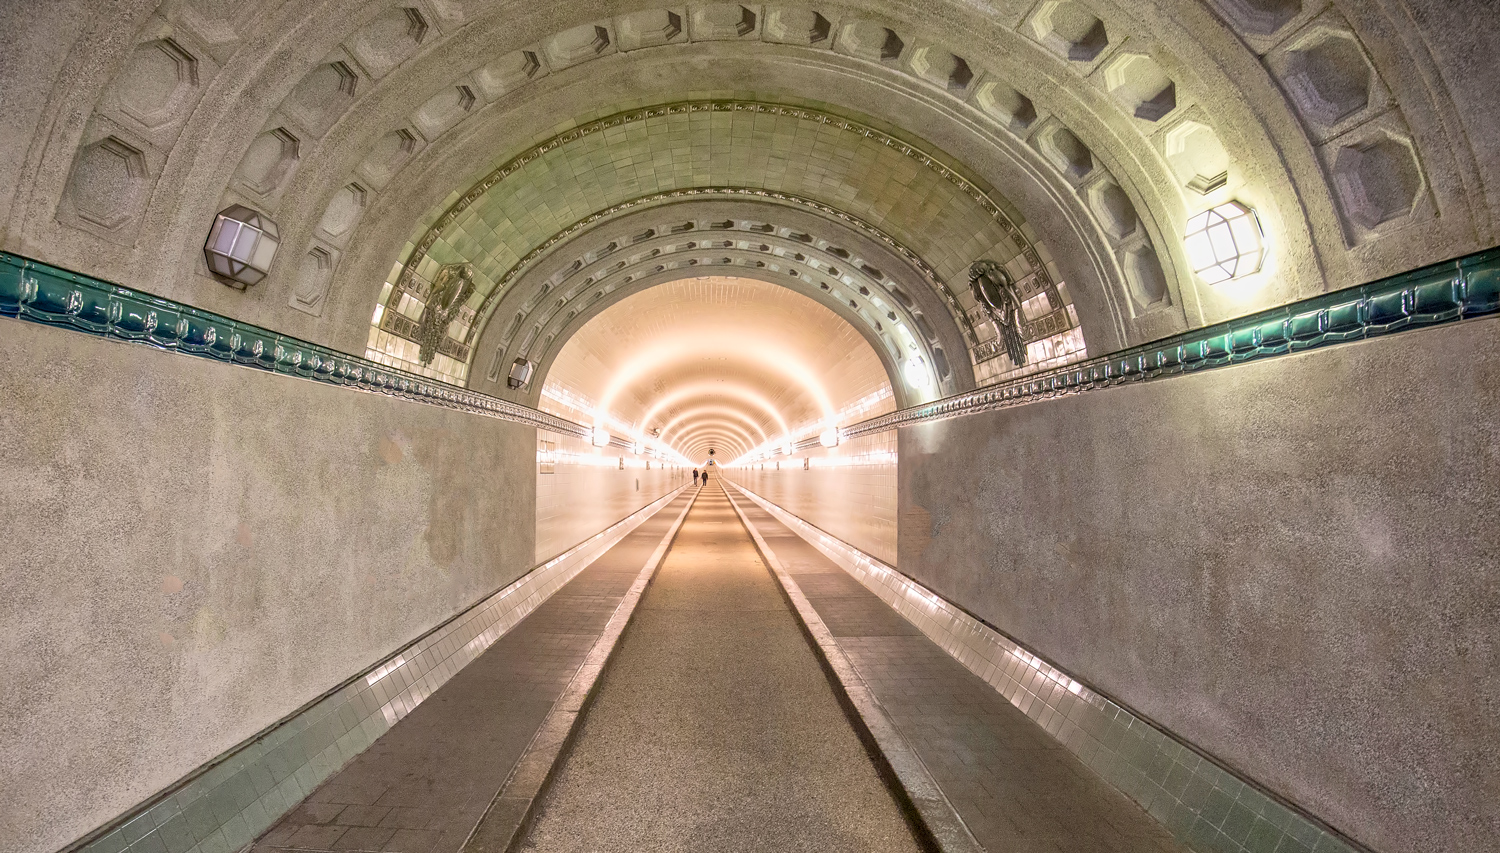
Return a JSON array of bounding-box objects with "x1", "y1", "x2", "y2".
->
[
  {"x1": 968, "y1": 259, "x2": 1027, "y2": 366},
  {"x1": 417, "y1": 262, "x2": 475, "y2": 365}
]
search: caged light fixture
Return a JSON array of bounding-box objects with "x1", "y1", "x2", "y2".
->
[
  {"x1": 1183, "y1": 200, "x2": 1265, "y2": 284},
  {"x1": 204, "y1": 205, "x2": 281, "y2": 289},
  {"x1": 507, "y1": 358, "x2": 535, "y2": 389}
]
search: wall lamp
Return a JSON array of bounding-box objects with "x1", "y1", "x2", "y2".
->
[
  {"x1": 1184, "y1": 200, "x2": 1265, "y2": 284},
  {"x1": 204, "y1": 204, "x2": 280, "y2": 289}
]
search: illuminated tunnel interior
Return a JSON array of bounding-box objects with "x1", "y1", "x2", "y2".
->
[{"x1": 1, "y1": 3, "x2": 1498, "y2": 853}]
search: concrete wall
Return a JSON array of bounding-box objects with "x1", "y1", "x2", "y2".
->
[
  {"x1": 535, "y1": 429, "x2": 688, "y2": 563},
  {"x1": 0, "y1": 320, "x2": 535, "y2": 853},
  {"x1": 725, "y1": 429, "x2": 897, "y2": 566},
  {"x1": 897, "y1": 319, "x2": 1500, "y2": 853}
]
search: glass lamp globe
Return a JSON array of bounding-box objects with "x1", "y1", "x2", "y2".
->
[
  {"x1": 204, "y1": 204, "x2": 281, "y2": 289},
  {"x1": 591, "y1": 427, "x2": 610, "y2": 447},
  {"x1": 819, "y1": 427, "x2": 840, "y2": 448},
  {"x1": 903, "y1": 356, "x2": 932, "y2": 388},
  {"x1": 1183, "y1": 201, "x2": 1265, "y2": 285}
]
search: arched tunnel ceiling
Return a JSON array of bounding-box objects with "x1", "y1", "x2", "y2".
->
[
  {"x1": 541, "y1": 276, "x2": 894, "y2": 460},
  {"x1": 2, "y1": 0, "x2": 1495, "y2": 404}
]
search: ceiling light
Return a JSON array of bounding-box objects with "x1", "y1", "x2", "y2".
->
[
  {"x1": 903, "y1": 356, "x2": 931, "y2": 388},
  {"x1": 204, "y1": 204, "x2": 280, "y2": 289},
  {"x1": 819, "y1": 428, "x2": 839, "y2": 448},
  {"x1": 1184, "y1": 201, "x2": 1265, "y2": 284}
]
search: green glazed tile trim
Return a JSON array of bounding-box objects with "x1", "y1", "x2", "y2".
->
[
  {"x1": 0, "y1": 252, "x2": 587, "y2": 439},
  {"x1": 846, "y1": 245, "x2": 1500, "y2": 438},
  {"x1": 729, "y1": 483, "x2": 1370, "y2": 853}
]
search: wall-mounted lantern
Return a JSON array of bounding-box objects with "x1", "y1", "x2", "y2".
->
[
  {"x1": 819, "y1": 427, "x2": 840, "y2": 448},
  {"x1": 1184, "y1": 201, "x2": 1265, "y2": 284},
  {"x1": 903, "y1": 355, "x2": 932, "y2": 388},
  {"x1": 204, "y1": 204, "x2": 280, "y2": 289},
  {"x1": 507, "y1": 358, "x2": 535, "y2": 389},
  {"x1": 591, "y1": 426, "x2": 611, "y2": 447}
]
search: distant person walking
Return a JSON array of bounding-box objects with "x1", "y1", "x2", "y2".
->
[
  {"x1": 701, "y1": 467, "x2": 710, "y2": 487},
  {"x1": 692, "y1": 468, "x2": 699, "y2": 485}
]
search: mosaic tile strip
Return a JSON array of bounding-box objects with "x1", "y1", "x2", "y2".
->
[
  {"x1": 728, "y1": 482, "x2": 1371, "y2": 853},
  {"x1": 62, "y1": 487, "x2": 688, "y2": 853},
  {"x1": 0, "y1": 252, "x2": 587, "y2": 439},
  {"x1": 844, "y1": 246, "x2": 1500, "y2": 439}
]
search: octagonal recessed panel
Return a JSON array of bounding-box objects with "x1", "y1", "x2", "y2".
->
[
  {"x1": 1103, "y1": 53, "x2": 1177, "y2": 122},
  {"x1": 1215, "y1": 0, "x2": 1303, "y2": 37},
  {"x1": 1028, "y1": 1, "x2": 1109, "y2": 63},
  {"x1": 909, "y1": 47, "x2": 974, "y2": 93},
  {"x1": 284, "y1": 61, "x2": 358, "y2": 138},
  {"x1": 975, "y1": 82, "x2": 1038, "y2": 133},
  {"x1": 1121, "y1": 244, "x2": 1170, "y2": 310},
  {"x1": 545, "y1": 23, "x2": 613, "y2": 69},
  {"x1": 345, "y1": 7, "x2": 428, "y2": 79},
  {"x1": 1088, "y1": 180, "x2": 1139, "y2": 240},
  {"x1": 763, "y1": 8, "x2": 830, "y2": 45},
  {"x1": 412, "y1": 83, "x2": 479, "y2": 140},
  {"x1": 616, "y1": 9, "x2": 685, "y2": 50},
  {"x1": 1035, "y1": 124, "x2": 1094, "y2": 180},
  {"x1": 112, "y1": 39, "x2": 199, "y2": 129},
  {"x1": 358, "y1": 128, "x2": 420, "y2": 189},
  {"x1": 1280, "y1": 29, "x2": 1373, "y2": 129},
  {"x1": 67, "y1": 136, "x2": 148, "y2": 229},
  {"x1": 475, "y1": 49, "x2": 546, "y2": 100},
  {"x1": 1164, "y1": 120, "x2": 1231, "y2": 194},
  {"x1": 290, "y1": 245, "x2": 335, "y2": 316},
  {"x1": 236, "y1": 127, "x2": 300, "y2": 196},
  {"x1": 692, "y1": 4, "x2": 758, "y2": 40},
  {"x1": 319, "y1": 183, "x2": 367, "y2": 239},
  {"x1": 836, "y1": 20, "x2": 905, "y2": 62},
  {"x1": 1331, "y1": 131, "x2": 1422, "y2": 231}
]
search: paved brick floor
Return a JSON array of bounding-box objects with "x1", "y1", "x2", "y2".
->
[
  {"x1": 733, "y1": 497, "x2": 1188, "y2": 853},
  {"x1": 247, "y1": 491, "x2": 693, "y2": 853}
]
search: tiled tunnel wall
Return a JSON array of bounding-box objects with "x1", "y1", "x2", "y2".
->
[
  {"x1": 535, "y1": 429, "x2": 689, "y2": 563},
  {"x1": 0, "y1": 319, "x2": 536, "y2": 853},
  {"x1": 897, "y1": 318, "x2": 1500, "y2": 853},
  {"x1": 724, "y1": 429, "x2": 897, "y2": 566}
]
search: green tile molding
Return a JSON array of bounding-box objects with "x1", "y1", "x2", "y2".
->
[
  {"x1": 729, "y1": 482, "x2": 1371, "y2": 853},
  {"x1": 844, "y1": 245, "x2": 1500, "y2": 439},
  {"x1": 0, "y1": 251, "x2": 588, "y2": 439}
]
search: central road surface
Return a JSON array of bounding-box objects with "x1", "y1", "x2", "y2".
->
[{"x1": 518, "y1": 484, "x2": 921, "y2": 853}]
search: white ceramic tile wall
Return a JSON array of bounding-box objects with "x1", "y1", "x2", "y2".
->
[
  {"x1": 724, "y1": 428, "x2": 897, "y2": 566},
  {"x1": 536, "y1": 429, "x2": 689, "y2": 563}
]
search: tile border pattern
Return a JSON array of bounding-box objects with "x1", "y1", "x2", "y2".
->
[
  {"x1": 0, "y1": 252, "x2": 588, "y2": 438},
  {"x1": 841, "y1": 245, "x2": 1500, "y2": 441},
  {"x1": 727, "y1": 482, "x2": 1370, "y2": 853},
  {"x1": 62, "y1": 487, "x2": 688, "y2": 853}
]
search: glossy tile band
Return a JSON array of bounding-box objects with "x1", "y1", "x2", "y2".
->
[
  {"x1": 0, "y1": 252, "x2": 588, "y2": 439},
  {"x1": 842, "y1": 246, "x2": 1500, "y2": 440}
]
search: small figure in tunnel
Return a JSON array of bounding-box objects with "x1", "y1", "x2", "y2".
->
[
  {"x1": 701, "y1": 467, "x2": 710, "y2": 486},
  {"x1": 693, "y1": 468, "x2": 699, "y2": 485}
]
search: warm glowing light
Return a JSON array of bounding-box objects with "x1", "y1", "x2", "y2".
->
[
  {"x1": 819, "y1": 428, "x2": 840, "y2": 448},
  {"x1": 591, "y1": 427, "x2": 610, "y2": 447},
  {"x1": 903, "y1": 356, "x2": 931, "y2": 388},
  {"x1": 637, "y1": 383, "x2": 791, "y2": 438},
  {"x1": 781, "y1": 440, "x2": 794, "y2": 456},
  {"x1": 1184, "y1": 201, "x2": 1265, "y2": 284}
]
